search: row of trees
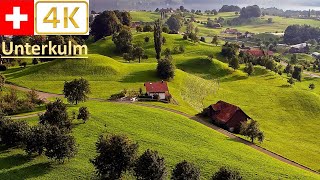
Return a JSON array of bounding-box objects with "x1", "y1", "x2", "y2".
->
[
  {"x1": 0, "y1": 99, "x2": 89, "y2": 162},
  {"x1": 91, "y1": 134, "x2": 243, "y2": 180},
  {"x1": 284, "y1": 25, "x2": 320, "y2": 45}
]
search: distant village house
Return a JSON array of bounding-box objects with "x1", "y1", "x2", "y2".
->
[
  {"x1": 241, "y1": 48, "x2": 274, "y2": 57},
  {"x1": 288, "y1": 43, "x2": 310, "y2": 54},
  {"x1": 144, "y1": 81, "x2": 170, "y2": 100},
  {"x1": 207, "y1": 101, "x2": 251, "y2": 133}
]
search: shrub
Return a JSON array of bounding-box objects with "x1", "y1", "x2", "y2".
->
[
  {"x1": 24, "y1": 125, "x2": 48, "y2": 155},
  {"x1": 19, "y1": 62, "x2": 27, "y2": 68},
  {"x1": 134, "y1": 149, "x2": 167, "y2": 180},
  {"x1": 45, "y1": 126, "x2": 77, "y2": 162},
  {"x1": 91, "y1": 134, "x2": 138, "y2": 180},
  {"x1": 212, "y1": 166, "x2": 242, "y2": 180},
  {"x1": 200, "y1": 37, "x2": 206, "y2": 42},
  {"x1": 172, "y1": 160, "x2": 201, "y2": 180},
  {"x1": 162, "y1": 26, "x2": 170, "y2": 33},
  {"x1": 309, "y1": 83, "x2": 315, "y2": 90},
  {"x1": 0, "y1": 64, "x2": 7, "y2": 71},
  {"x1": 39, "y1": 99, "x2": 71, "y2": 130},
  {"x1": 32, "y1": 58, "x2": 39, "y2": 65},
  {"x1": 144, "y1": 37, "x2": 150, "y2": 43},
  {"x1": 77, "y1": 107, "x2": 90, "y2": 123},
  {"x1": 0, "y1": 118, "x2": 29, "y2": 147},
  {"x1": 183, "y1": 34, "x2": 188, "y2": 40}
]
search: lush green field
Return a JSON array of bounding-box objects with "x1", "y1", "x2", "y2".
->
[
  {"x1": 130, "y1": 11, "x2": 320, "y2": 35},
  {"x1": 2, "y1": 32, "x2": 320, "y2": 176},
  {"x1": 0, "y1": 101, "x2": 318, "y2": 179}
]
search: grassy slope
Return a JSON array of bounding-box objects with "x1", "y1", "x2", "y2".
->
[
  {"x1": 0, "y1": 101, "x2": 318, "y2": 180},
  {"x1": 3, "y1": 32, "x2": 320, "y2": 172}
]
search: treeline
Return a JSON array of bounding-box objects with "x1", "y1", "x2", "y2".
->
[
  {"x1": 262, "y1": 7, "x2": 320, "y2": 18},
  {"x1": 91, "y1": 133, "x2": 243, "y2": 180},
  {"x1": 219, "y1": 5, "x2": 241, "y2": 12},
  {"x1": 284, "y1": 25, "x2": 320, "y2": 45}
]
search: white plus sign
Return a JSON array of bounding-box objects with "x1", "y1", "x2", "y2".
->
[{"x1": 5, "y1": 7, "x2": 28, "y2": 29}]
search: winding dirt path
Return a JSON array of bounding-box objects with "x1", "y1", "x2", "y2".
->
[{"x1": 5, "y1": 83, "x2": 320, "y2": 175}]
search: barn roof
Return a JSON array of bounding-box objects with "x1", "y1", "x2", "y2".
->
[
  {"x1": 144, "y1": 81, "x2": 169, "y2": 93},
  {"x1": 242, "y1": 49, "x2": 274, "y2": 57},
  {"x1": 210, "y1": 101, "x2": 250, "y2": 123}
]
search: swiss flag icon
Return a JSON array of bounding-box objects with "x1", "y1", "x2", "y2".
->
[{"x1": 0, "y1": 0, "x2": 34, "y2": 35}]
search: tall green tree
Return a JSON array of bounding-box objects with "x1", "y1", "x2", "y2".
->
[
  {"x1": 133, "y1": 46, "x2": 146, "y2": 63},
  {"x1": 112, "y1": 27, "x2": 133, "y2": 53},
  {"x1": 91, "y1": 134, "x2": 139, "y2": 180},
  {"x1": 157, "y1": 57, "x2": 175, "y2": 80},
  {"x1": 154, "y1": 19, "x2": 163, "y2": 60},
  {"x1": 166, "y1": 15, "x2": 183, "y2": 32},
  {"x1": 63, "y1": 78, "x2": 90, "y2": 105}
]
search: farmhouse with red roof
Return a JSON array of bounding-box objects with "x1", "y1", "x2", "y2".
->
[
  {"x1": 144, "y1": 81, "x2": 170, "y2": 100},
  {"x1": 241, "y1": 48, "x2": 274, "y2": 57},
  {"x1": 207, "y1": 101, "x2": 251, "y2": 132}
]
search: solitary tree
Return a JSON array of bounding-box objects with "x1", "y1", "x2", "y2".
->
[
  {"x1": 91, "y1": 11, "x2": 121, "y2": 41},
  {"x1": 172, "y1": 160, "x2": 201, "y2": 180},
  {"x1": 133, "y1": 46, "x2": 146, "y2": 63},
  {"x1": 154, "y1": 19, "x2": 163, "y2": 60},
  {"x1": 240, "y1": 120, "x2": 264, "y2": 143},
  {"x1": 292, "y1": 66, "x2": 302, "y2": 81},
  {"x1": 212, "y1": 166, "x2": 242, "y2": 180},
  {"x1": 157, "y1": 57, "x2": 175, "y2": 80},
  {"x1": 63, "y1": 78, "x2": 90, "y2": 105},
  {"x1": 45, "y1": 126, "x2": 77, "y2": 162},
  {"x1": 166, "y1": 15, "x2": 183, "y2": 32},
  {"x1": 134, "y1": 149, "x2": 167, "y2": 180},
  {"x1": 39, "y1": 99, "x2": 71, "y2": 130},
  {"x1": 91, "y1": 134, "x2": 139, "y2": 180},
  {"x1": 77, "y1": 107, "x2": 90, "y2": 123},
  {"x1": 0, "y1": 74, "x2": 5, "y2": 91},
  {"x1": 244, "y1": 62, "x2": 255, "y2": 76}
]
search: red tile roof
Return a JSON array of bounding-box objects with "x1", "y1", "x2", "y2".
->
[
  {"x1": 144, "y1": 81, "x2": 169, "y2": 93},
  {"x1": 243, "y1": 49, "x2": 274, "y2": 57},
  {"x1": 211, "y1": 101, "x2": 249, "y2": 123}
]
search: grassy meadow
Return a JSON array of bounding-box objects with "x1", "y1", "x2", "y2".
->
[{"x1": 0, "y1": 101, "x2": 319, "y2": 179}]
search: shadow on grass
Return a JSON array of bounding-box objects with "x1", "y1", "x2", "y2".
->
[
  {"x1": 278, "y1": 84, "x2": 291, "y2": 88},
  {"x1": 0, "y1": 154, "x2": 32, "y2": 170},
  {"x1": 0, "y1": 162, "x2": 52, "y2": 180}
]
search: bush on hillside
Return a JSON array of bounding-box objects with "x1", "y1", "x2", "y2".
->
[
  {"x1": 212, "y1": 166, "x2": 242, "y2": 180},
  {"x1": 172, "y1": 160, "x2": 201, "y2": 180},
  {"x1": 144, "y1": 36, "x2": 150, "y2": 43},
  {"x1": 39, "y1": 99, "x2": 71, "y2": 130},
  {"x1": 0, "y1": 118, "x2": 29, "y2": 147},
  {"x1": 24, "y1": 125, "x2": 48, "y2": 155},
  {"x1": 91, "y1": 134, "x2": 138, "y2": 180},
  {"x1": 240, "y1": 120, "x2": 264, "y2": 143},
  {"x1": 134, "y1": 149, "x2": 167, "y2": 180},
  {"x1": 77, "y1": 107, "x2": 90, "y2": 123},
  {"x1": 45, "y1": 126, "x2": 77, "y2": 162}
]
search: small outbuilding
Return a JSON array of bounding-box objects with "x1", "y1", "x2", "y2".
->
[
  {"x1": 207, "y1": 101, "x2": 251, "y2": 132},
  {"x1": 144, "y1": 81, "x2": 170, "y2": 100}
]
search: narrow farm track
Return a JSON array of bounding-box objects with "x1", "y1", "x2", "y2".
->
[{"x1": 4, "y1": 83, "x2": 320, "y2": 176}]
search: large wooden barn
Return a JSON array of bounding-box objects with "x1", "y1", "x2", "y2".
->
[{"x1": 207, "y1": 101, "x2": 251, "y2": 133}]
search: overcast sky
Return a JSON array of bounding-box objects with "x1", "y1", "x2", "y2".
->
[{"x1": 90, "y1": 0, "x2": 320, "y2": 12}]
